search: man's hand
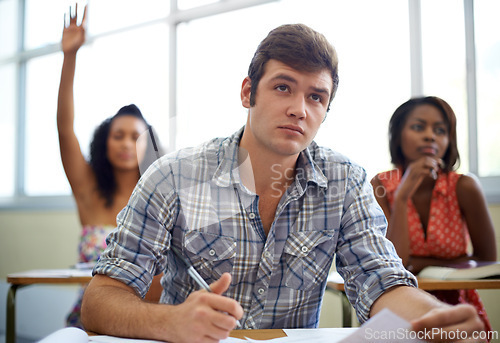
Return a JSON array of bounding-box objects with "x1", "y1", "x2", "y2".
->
[
  {"x1": 166, "y1": 273, "x2": 243, "y2": 343},
  {"x1": 411, "y1": 304, "x2": 485, "y2": 343},
  {"x1": 371, "y1": 287, "x2": 486, "y2": 343},
  {"x1": 82, "y1": 273, "x2": 243, "y2": 343}
]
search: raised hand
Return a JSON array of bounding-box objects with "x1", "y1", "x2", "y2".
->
[{"x1": 62, "y1": 4, "x2": 87, "y2": 55}]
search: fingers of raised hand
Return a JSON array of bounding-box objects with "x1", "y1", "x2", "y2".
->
[{"x1": 65, "y1": 4, "x2": 87, "y2": 28}]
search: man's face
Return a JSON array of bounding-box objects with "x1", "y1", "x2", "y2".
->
[{"x1": 241, "y1": 60, "x2": 332, "y2": 158}]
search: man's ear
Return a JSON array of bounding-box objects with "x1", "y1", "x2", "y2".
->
[{"x1": 241, "y1": 77, "x2": 252, "y2": 109}]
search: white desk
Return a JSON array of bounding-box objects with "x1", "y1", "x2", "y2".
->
[
  {"x1": 326, "y1": 271, "x2": 500, "y2": 327},
  {"x1": 6, "y1": 269, "x2": 93, "y2": 343}
]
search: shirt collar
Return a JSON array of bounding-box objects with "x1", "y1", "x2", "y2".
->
[
  {"x1": 212, "y1": 127, "x2": 244, "y2": 188},
  {"x1": 211, "y1": 127, "x2": 328, "y2": 190},
  {"x1": 296, "y1": 146, "x2": 328, "y2": 190}
]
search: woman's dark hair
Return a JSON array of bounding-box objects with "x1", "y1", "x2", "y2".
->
[
  {"x1": 89, "y1": 104, "x2": 159, "y2": 207},
  {"x1": 248, "y1": 23, "x2": 339, "y2": 112},
  {"x1": 388, "y1": 96, "x2": 460, "y2": 172}
]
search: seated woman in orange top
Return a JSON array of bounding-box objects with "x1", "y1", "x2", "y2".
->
[{"x1": 371, "y1": 96, "x2": 497, "y2": 333}]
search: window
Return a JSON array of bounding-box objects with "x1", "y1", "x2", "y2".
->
[
  {"x1": 475, "y1": 0, "x2": 500, "y2": 177},
  {"x1": 421, "y1": 0, "x2": 469, "y2": 171},
  {"x1": 0, "y1": 1, "x2": 169, "y2": 204},
  {"x1": 1, "y1": 0, "x2": 499, "y2": 208},
  {"x1": 0, "y1": 64, "x2": 16, "y2": 197},
  {"x1": 177, "y1": 0, "x2": 410, "y2": 181}
]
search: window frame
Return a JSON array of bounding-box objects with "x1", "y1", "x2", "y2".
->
[{"x1": 0, "y1": 0, "x2": 498, "y2": 210}]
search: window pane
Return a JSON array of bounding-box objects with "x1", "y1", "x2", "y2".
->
[
  {"x1": 178, "y1": 0, "x2": 218, "y2": 10},
  {"x1": 86, "y1": 0, "x2": 169, "y2": 36},
  {"x1": 25, "y1": 53, "x2": 69, "y2": 196},
  {"x1": 24, "y1": 23, "x2": 170, "y2": 196},
  {"x1": 421, "y1": 1, "x2": 468, "y2": 172},
  {"x1": 75, "y1": 23, "x2": 170, "y2": 154},
  {"x1": 24, "y1": 0, "x2": 68, "y2": 50},
  {"x1": 0, "y1": 0, "x2": 18, "y2": 58},
  {"x1": 177, "y1": 0, "x2": 410, "y2": 178},
  {"x1": 475, "y1": 0, "x2": 500, "y2": 177},
  {"x1": 0, "y1": 64, "x2": 17, "y2": 197}
]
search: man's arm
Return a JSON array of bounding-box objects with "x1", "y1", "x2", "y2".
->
[
  {"x1": 81, "y1": 273, "x2": 243, "y2": 343},
  {"x1": 371, "y1": 286, "x2": 484, "y2": 341}
]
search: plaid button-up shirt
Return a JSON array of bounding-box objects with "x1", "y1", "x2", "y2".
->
[{"x1": 94, "y1": 127, "x2": 416, "y2": 328}]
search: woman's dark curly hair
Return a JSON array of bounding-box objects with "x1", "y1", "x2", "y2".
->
[
  {"x1": 89, "y1": 104, "x2": 155, "y2": 207},
  {"x1": 389, "y1": 96, "x2": 460, "y2": 172}
]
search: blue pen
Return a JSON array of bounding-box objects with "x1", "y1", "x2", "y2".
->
[{"x1": 171, "y1": 246, "x2": 241, "y2": 328}]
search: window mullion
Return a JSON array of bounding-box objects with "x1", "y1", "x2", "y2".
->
[
  {"x1": 408, "y1": 0, "x2": 423, "y2": 97},
  {"x1": 169, "y1": 0, "x2": 178, "y2": 152},
  {"x1": 15, "y1": 0, "x2": 26, "y2": 197},
  {"x1": 463, "y1": 0, "x2": 478, "y2": 175}
]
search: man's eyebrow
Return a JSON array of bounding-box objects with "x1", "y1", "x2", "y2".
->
[
  {"x1": 270, "y1": 74, "x2": 297, "y2": 84},
  {"x1": 270, "y1": 74, "x2": 331, "y2": 96}
]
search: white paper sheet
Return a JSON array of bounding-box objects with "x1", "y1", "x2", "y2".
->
[
  {"x1": 38, "y1": 327, "x2": 89, "y2": 343},
  {"x1": 38, "y1": 309, "x2": 424, "y2": 343},
  {"x1": 243, "y1": 309, "x2": 424, "y2": 343}
]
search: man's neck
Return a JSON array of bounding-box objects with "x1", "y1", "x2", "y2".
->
[{"x1": 237, "y1": 145, "x2": 298, "y2": 197}]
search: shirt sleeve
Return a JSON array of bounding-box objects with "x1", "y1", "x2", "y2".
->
[
  {"x1": 93, "y1": 160, "x2": 178, "y2": 298},
  {"x1": 334, "y1": 164, "x2": 417, "y2": 323}
]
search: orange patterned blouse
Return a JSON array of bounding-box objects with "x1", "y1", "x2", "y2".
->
[{"x1": 377, "y1": 169, "x2": 469, "y2": 258}]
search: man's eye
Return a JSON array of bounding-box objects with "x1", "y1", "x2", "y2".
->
[
  {"x1": 276, "y1": 85, "x2": 288, "y2": 92},
  {"x1": 310, "y1": 94, "x2": 322, "y2": 102}
]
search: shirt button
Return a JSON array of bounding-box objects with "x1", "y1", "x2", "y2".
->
[
  {"x1": 264, "y1": 251, "x2": 271, "y2": 258},
  {"x1": 301, "y1": 246, "x2": 308, "y2": 253},
  {"x1": 208, "y1": 249, "x2": 216, "y2": 256},
  {"x1": 258, "y1": 288, "x2": 265, "y2": 295},
  {"x1": 248, "y1": 212, "x2": 256, "y2": 219}
]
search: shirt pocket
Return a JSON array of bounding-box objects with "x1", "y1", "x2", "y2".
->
[
  {"x1": 283, "y1": 230, "x2": 335, "y2": 291},
  {"x1": 184, "y1": 231, "x2": 236, "y2": 283}
]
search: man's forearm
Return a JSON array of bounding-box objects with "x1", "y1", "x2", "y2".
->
[
  {"x1": 81, "y1": 274, "x2": 171, "y2": 341},
  {"x1": 370, "y1": 285, "x2": 445, "y2": 321},
  {"x1": 370, "y1": 285, "x2": 485, "y2": 342}
]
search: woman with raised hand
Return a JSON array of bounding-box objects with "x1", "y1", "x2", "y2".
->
[{"x1": 57, "y1": 4, "x2": 162, "y2": 328}]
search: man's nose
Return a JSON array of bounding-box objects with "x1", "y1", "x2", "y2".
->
[{"x1": 287, "y1": 95, "x2": 307, "y2": 119}]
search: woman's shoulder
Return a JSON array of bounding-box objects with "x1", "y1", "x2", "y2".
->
[
  {"x1": 373, "y1": 168, "x2": 401, "y2": 185},
  {"x1": 455, "y1": 172, "x2": 483, "y2": 196}
]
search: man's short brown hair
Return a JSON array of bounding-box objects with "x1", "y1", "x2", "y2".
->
[{"x1": 247, "y1": 24, "x2": 339, "y2": 111}]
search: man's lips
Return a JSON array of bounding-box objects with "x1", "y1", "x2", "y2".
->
[{"x1": 278, "y1": 125, "x2": 304, "y2": 135}]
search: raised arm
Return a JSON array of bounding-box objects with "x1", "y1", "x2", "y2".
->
[{"x1": 57, "y1": 5, "x2": 92, "y2": 196}]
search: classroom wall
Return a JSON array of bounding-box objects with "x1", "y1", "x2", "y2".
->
[{"x1": 1, "y1": 206, "x2": 500, "y2": 342}]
